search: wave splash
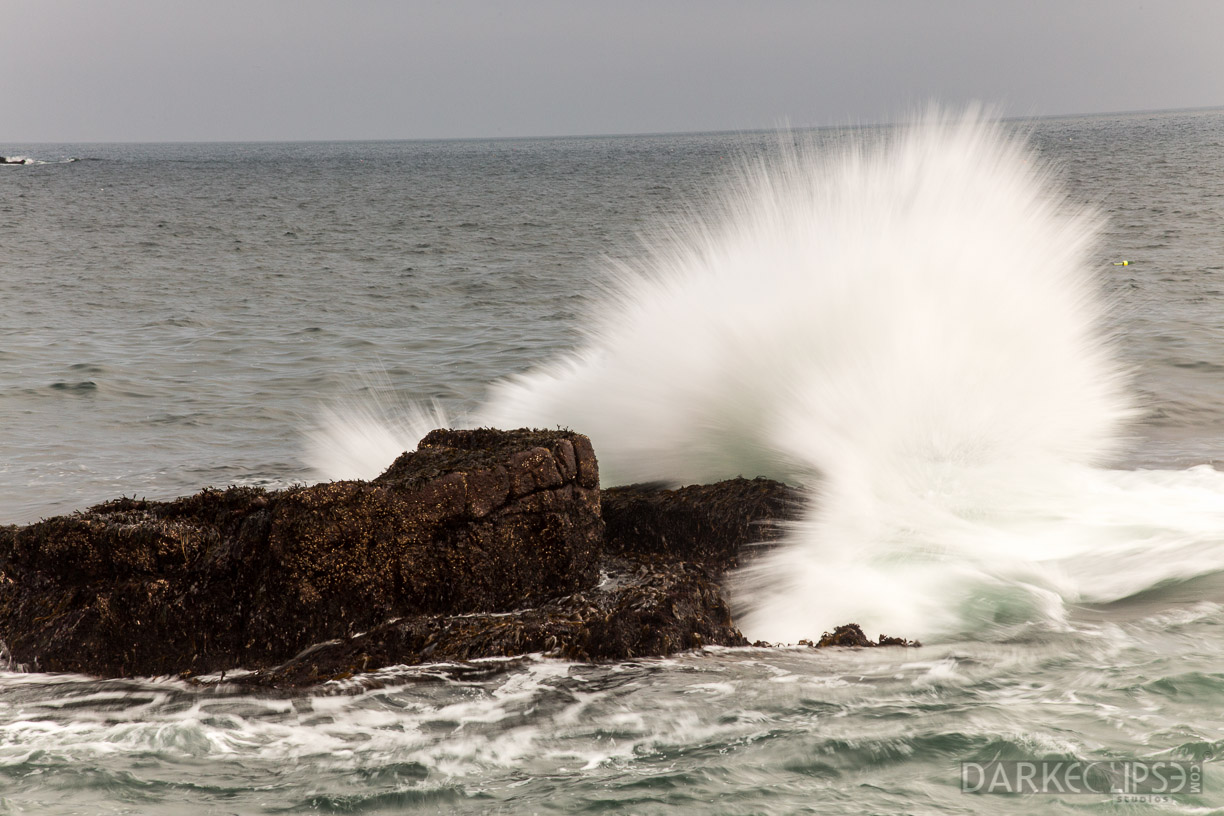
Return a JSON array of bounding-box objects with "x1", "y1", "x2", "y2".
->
[
  {"x1": 311, "y1": 110, "x2": 1224, "y2": 641},
  {"x1": 1, "y1": 155, "x2": 79, "y2": 166}
]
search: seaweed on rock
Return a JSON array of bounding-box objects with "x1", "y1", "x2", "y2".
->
[{"x1": 0, "y1": 429, "x2": 915, "y2": 687}]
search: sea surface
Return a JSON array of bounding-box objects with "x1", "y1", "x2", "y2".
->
[{"x1": 3, "y1": 109, "x2": 1224, "y2": 814}]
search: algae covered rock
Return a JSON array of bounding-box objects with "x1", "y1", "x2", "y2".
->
[
  {"x1": 238, "y1": 555, "x2": 747, "y2": 687},
  {"x1": 601, "y1": 477, "x2": 801, "y2": 569},
  {"x1": 0, "y1": 428, "x2": 912, "y2": 686},
  {"x1": 0, "y1": 429, "x2": 602, "y2": 677}
]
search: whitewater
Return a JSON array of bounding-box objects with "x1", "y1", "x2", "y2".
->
[{"x1": 310, "y1": 111, "x2": 1224, "y2": 645}]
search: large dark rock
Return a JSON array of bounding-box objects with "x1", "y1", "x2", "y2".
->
[
  {"x1": 0, "y1": 429, "x2": 914, "y2": 686},
  {"x1": 0, "y1": 429, "x2": 603, "y2": 678},
  {"x1": 233, "y1": 477, "x2": 807, "y2": 686},
  {"x1": 238, "y1": 555, "x2": 745, "y2": 687}
]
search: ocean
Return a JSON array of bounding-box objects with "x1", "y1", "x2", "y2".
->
[{"x1": 3, "y1": 108, "x2": 1224, "y2": 814}]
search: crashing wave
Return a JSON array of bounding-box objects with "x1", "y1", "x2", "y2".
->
[{"x1": 310, "y1": 109, "x2": 1224, "y2": 642}]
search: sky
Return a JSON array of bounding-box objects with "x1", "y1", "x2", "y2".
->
[{"x1": 3, "y1": 0, "x2": 1222, "y2": 143}]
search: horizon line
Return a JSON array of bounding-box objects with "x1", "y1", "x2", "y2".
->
[{"x1": 4, "y1": 103, "x2": 1222, "y2": 147}]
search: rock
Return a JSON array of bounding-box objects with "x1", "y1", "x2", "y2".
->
[
  {"x1": 0, "y1": 429, "x2": 603, "y2": 678},
  {"x1": 0, "y1": 429, "x2": 915, "y2": 686},
  {"x1": 806, "y1": 623, "x2": 921, "y2": 648},
  {"x1": 234, "y1": 555, "x2": 746, "y2": 687},
  {"x1": 602, "y1": 477, "x2": 802, "y2": 569}
]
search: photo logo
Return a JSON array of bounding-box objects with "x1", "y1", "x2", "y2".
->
[{"x1": 961, "y1": 761, "x2": 1202, "y2": 796}]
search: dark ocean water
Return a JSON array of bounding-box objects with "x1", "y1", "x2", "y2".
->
[{"x1": 3, "y1": 110, "x2": 1224, "y2": 814}]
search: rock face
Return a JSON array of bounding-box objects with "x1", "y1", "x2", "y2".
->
[
  {"x1": 230, "y1": 478, "x2": 805, "y2": 687},
  {"x1": 0, "y1": 429, "x2": 913, "y2": 686},
  {"x1": 602, "y1": 477, "x2": 802, "y2": 569},
  {"x1": 0, "y1": 429, "x2": 603, "y2": 678},
  {"x1": 243, "y1": 555, "x2": 745, "y2": 687}
]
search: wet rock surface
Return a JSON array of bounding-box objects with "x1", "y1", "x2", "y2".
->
[
  {"x1": 801, "y1": 623, "x2": 920, "y2": 649},
  {"x1": 601, "y1": 477, "x2": 802, "y2": 569},
  {"x1": 0, "y1": 429, "x2": 916, "y2": 687},
  {"x1": 0, "y1": 429, "x2": 602, "y2": 679},
  {"x1": 237, "y1": 556, "x2": 744, "y2": 688}
]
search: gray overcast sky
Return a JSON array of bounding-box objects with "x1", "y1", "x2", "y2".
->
[{"x1": 4, "y1": 0, "x2": 1222, "y2": 142}]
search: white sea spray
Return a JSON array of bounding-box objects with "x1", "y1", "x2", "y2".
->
[{"x1": 312, "y1": 110, "x2": 1224, "y2": 641}]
